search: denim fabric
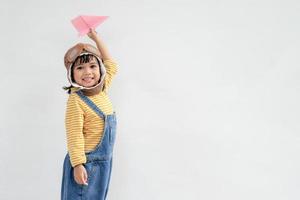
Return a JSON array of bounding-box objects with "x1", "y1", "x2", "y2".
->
[{"x1": 61, "y1": 90, "x2": 117, "y2": 200}]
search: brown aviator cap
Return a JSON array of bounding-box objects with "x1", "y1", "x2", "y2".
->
[{"x1": 64, "y1": 43, "x2": 102, "y2": 70}]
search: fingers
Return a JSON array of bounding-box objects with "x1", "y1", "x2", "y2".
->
[
  {"x1": 88, "y1": 28, "x2": 97, "y2": 34},
  {"x1": 83, "y1": 169, "x2": 88, "y2": 185},
  {"x1": 74, "y1": 169, "x2": 88, "y2": 185},
  {"x1": 89, "y1": 28, "x2": 94, "y2": 33},
  {"x1": 75, "y1": 174, "x2": 88, "y2": 185}
]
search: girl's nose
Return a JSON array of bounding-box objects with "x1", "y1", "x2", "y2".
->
[{"x1": 84, "y1": 67, "x2": 92, "y2": 74}]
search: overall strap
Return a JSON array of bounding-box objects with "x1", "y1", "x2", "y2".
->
[{"x1": 75, "y1": 90, "x2": 106, "y2": 119}]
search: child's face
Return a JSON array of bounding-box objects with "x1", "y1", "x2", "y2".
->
[{"x1": 73, "y1": 56, "x2": 101, "y2": 88}]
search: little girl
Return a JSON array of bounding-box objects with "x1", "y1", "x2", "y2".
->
[{"x1": 61, "y1": 29, "x2": 118, "y2": 200}]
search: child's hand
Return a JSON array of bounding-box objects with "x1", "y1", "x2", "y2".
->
[
  {"x1": 87, "y1": 28, "x2": 112, "y2": 60},
  {"x1": 73, "y1": 164, "x2": 88, "y2": 185},
  {"x1": 87, "y1": 28, "x2": 99, "y2": 42}
]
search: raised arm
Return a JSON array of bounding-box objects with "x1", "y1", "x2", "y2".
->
[
  {"x1": 87, "y1": 28, "x2": 113, "y2": 61},
  {"x1": 87, "y1": 28, "x2": 118, "y2": 92}
]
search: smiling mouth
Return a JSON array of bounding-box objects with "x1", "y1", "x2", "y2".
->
[{"x1": 82, "y1": 77, "x2": 94, "y2": 81}]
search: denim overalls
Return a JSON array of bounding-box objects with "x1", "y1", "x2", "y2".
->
[{"x1": 61, "y1": 90, "x2": 117, "y2": 200}]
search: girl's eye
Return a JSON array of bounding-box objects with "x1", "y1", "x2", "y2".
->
[
  {"x1": 91, "y1": 65, "x2": 97, "y2": 68},
  {"x1": 76, "y1": 66, "x2": 83, "y2": 70}
]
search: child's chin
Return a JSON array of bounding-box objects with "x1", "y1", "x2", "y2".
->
[{"x1": 82, "y1": 83, "x2": 97, "y2": 88}]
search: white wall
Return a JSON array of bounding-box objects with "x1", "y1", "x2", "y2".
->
[{"x1": 0, "y1": 0, "x2": 299, "y2": 199}]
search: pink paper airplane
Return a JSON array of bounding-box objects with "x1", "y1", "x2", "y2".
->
[{"x1": 71, "y1": 15, "x2": 109, "y2": 36}]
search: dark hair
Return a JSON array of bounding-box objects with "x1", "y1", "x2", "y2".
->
[{"x1": 63, "y1": 54, "x2": 101, "y2": 94}]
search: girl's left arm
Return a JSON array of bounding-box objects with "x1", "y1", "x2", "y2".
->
[
  {"x1": 87, "y1": 29, "x2": 118, "y2": 92},
  {"x1": 87, "y1": 29, "x2": 113, "y2": 61}
]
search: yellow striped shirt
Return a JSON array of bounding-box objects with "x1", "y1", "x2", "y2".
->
[{"x1": 65, "y1": 59, "x2": 118, "y2": 167}]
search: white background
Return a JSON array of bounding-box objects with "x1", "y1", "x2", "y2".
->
[{"x1": 0, "y1": 0, "x2": 299, "y2": 199}]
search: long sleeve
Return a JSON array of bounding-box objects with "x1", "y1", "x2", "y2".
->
[
  {"x1": 103, "y1": 59, "x2": 118, "y2": 92},
  {"x1": 65, "y1": 94, "x2": 87, "y2": 167}
]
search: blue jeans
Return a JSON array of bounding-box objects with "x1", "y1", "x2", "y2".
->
[{"x1": 61, "y1": 90, "x2": 117, "y2": 200}]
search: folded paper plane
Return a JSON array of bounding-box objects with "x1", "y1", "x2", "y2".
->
[{"x1": 71, "y1": 15, "x2": 109, "y2": 36}]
